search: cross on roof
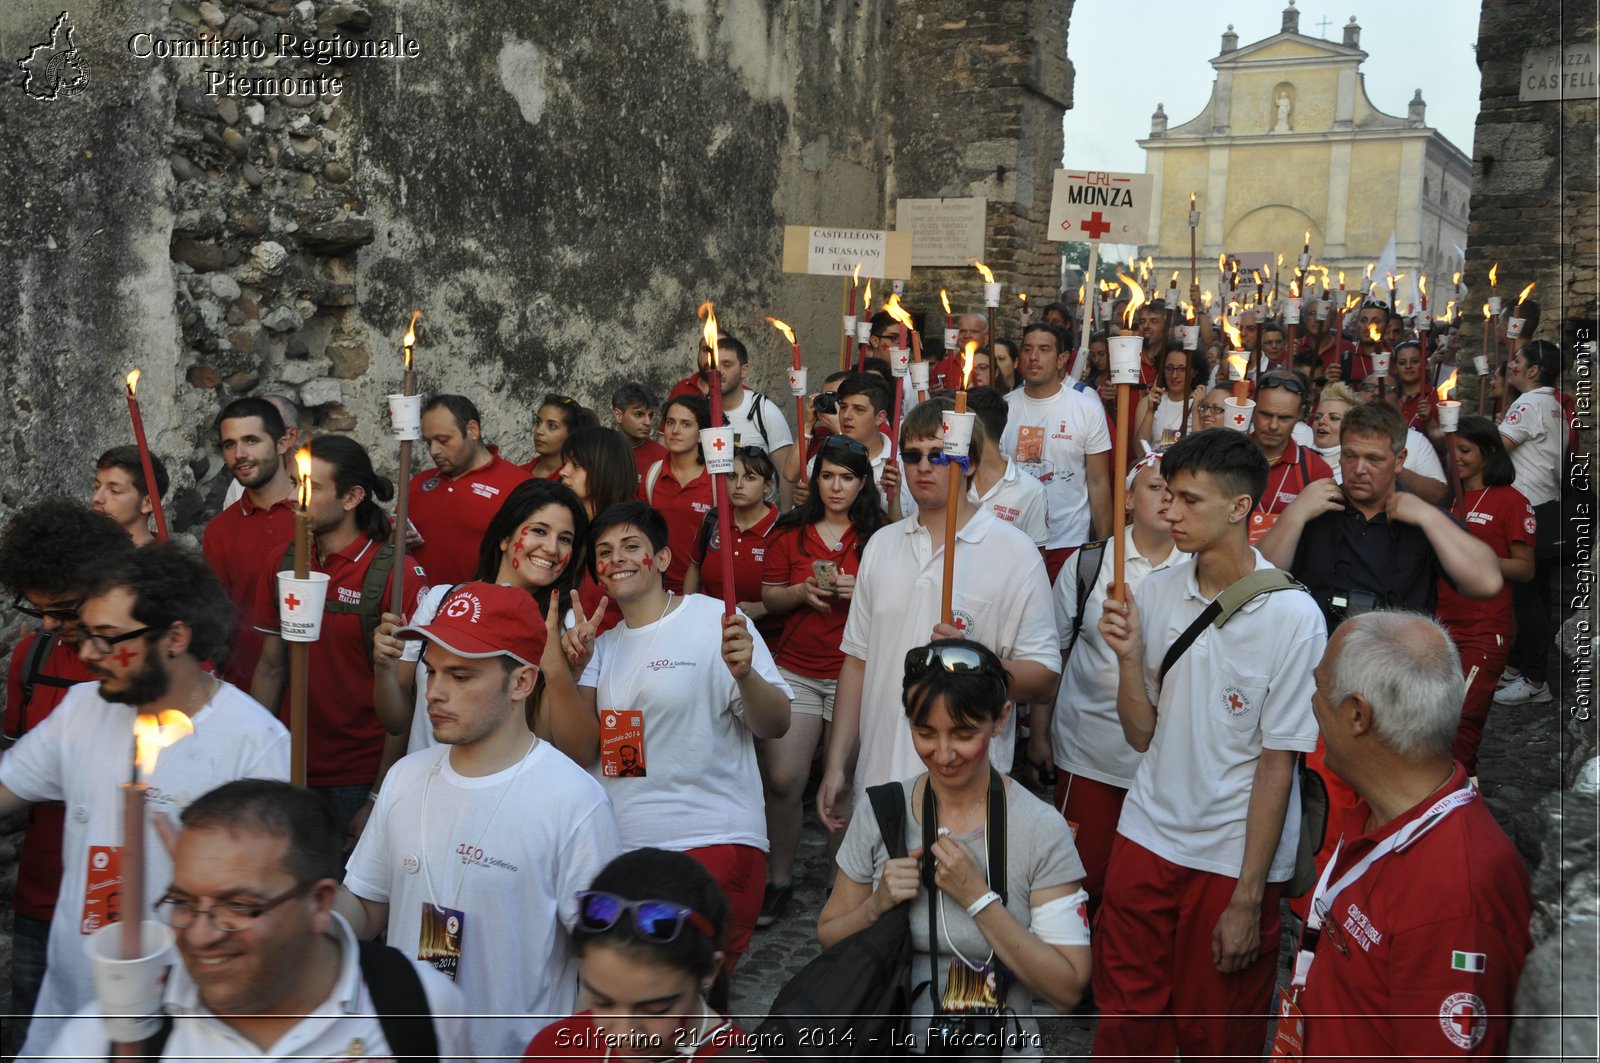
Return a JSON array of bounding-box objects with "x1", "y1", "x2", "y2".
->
[{"x1": 1315, "y1": 15, "x2": 1332, "y2": 36}]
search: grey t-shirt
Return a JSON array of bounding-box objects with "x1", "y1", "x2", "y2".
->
[{"x1": 836, "y1": 774, "x2": 1085, "y2": 1055}]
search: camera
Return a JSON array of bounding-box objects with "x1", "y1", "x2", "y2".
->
[
  {"x1": 925, "y1": 1013, "x2": 1007, "y2": 1059},
  {"x1": 813, "y1": 391, "x2": 839, "y2": 416}
]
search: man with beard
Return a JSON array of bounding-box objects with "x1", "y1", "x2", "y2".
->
[
  {"x1": 220, "y1": 395, "x2": 301, "y2": 511},
  {"x1": 0, "y1": 545, "x2": 288, "y2": 1061},
  {"x1": 407, "y1": 394, "x2": 530, "y2": 586},
  {"x1": 203, "y1": 397, "x2": 299, "y2": 688},
  {"x1": 710, "y1": 334, "x2": 796, "y2": 508},
  {"x1": 0, "y1": 500, "x2": 132, "y2": 1056}
]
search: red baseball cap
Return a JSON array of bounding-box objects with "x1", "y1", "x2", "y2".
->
[{"x1": 396, "y1": 582, "x2": 547, "y2": 668}]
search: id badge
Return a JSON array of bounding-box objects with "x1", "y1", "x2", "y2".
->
[
  {"x1": 1248, "y1": 510, "x2": 1278, "y2": 546},
  {"x1": 941, "y1": 957, "x2": 1005, "y2": 1013},
  {"x1": 81, "y1": 845, "x2": 124, "y2": 935},
  {"x1": 1268, "y1": 991, "x2": 1306, "y2": 1061},
  {"x1": 1016, "y1": 424, "x2": 1045, "y2": 465},
  {"x1": 419, "y1": 903, "x2": 465, "y2": 981},
  {"x1": 599, "y1": 711, "x2": 646, "y2": 777}
]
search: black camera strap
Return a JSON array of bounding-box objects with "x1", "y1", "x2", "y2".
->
[{"x1": 921, "y1": 766, "x2": 1007, "y2": 1016}]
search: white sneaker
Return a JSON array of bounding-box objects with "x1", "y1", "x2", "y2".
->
[
  {"x1": 1495, "y1": 669, "x2": 1520, "y2": 690},
  {"x1": 1495, "y1": 677, "x2": 1552, "y2": 705}
]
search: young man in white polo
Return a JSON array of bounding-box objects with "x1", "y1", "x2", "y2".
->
[
  {"x1": 337, "y1": 582, "x2": 620, "y2": 1059},
  {"x1": 1095, "y1": 428, "x2": 1325, "y2": 1062}
]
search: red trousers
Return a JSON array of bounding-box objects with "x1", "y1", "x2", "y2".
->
[
  {"x1": 1288, "y1": 738, "x2": 1361, "y2": 923},
  {"x1": 1053, "y1": 770, "x2": 1127, "y2": 907},
  {"x1": 686, "y1": 843, "x2": 766, "y2": 972},
  {"x1": 1092, "y1": 835, "x2": 1284, "y2": 1062},
  {"x1": 1452, "y1": 632, "x2": 1509, "y2": 777}
]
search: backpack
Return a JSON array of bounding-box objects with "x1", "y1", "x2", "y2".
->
[
  {"x1": 120, "y1": 939, "x2": 438, "y2": 1063},
  {"x1": 1060, "y1": 540, "x2": 1108, "y2": 662},
  {"x1": 4, "y1": 632, "x2": 79, "y2": 742},
  {"x1": 754, "y1": 783, "x2": 914, "y2": 1056},
  {"x1": 276, "y1": 541, "x2": 397, "y2": 667}
]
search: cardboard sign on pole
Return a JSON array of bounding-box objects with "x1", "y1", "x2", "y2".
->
[
  {"x1": 1047, "y1": 169, "x2": 1154, "y2": 244},
  {"x1": 782, "y1": 226, "x2": 913, "y2": 279}
]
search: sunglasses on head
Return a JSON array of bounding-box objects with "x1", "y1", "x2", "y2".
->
[
  {"x1": 904, "y1": 643, "x2": 995, "y2": 682},
  {"x1": 822, "y1": 435, "x2": 869, "y2": 456},
  {"x1": 1258, "y1": 375, "x2": 1306, "y2": 396},
  {"x1": 543, "y1": 393, "x2": 576, "y2": 407},
  {"x1": 576, "y1": 890, "x2": 717, "y2": 943}
]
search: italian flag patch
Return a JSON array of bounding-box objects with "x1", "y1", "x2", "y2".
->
[{"x1": 1451, "y1": 951, "x2": 1487, "y2": 973}]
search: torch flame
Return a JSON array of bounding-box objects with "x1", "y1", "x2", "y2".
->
[
  {"x1": 402, "y1": 310, "x2": 421, "y2": 350},
  {"x1": 961, "y1": 341, "x2": 977, "y2": 389},
  {"x1": 972, "y1": 260, "x2": 995, "y2": 285},
  {"x1": 125, "y1": 370, "x2": 141, "y2": 395},
  {"x1": 1184, "y1": 303, "x2": 1195, "y2": 323},
  {"x1": 882, "y1": 293, "x2": 914, "y2": 332},
  {"x1": 1221, "y1": 317, "x2": 1243, "y2": 350},
  {"x1": 295, "y1": 446, "x2": 312, "y2": 509},
  {"x1": 1217, "y1": 253, "x2": 1227, "y2": 273},
  {"x1": 766, "y1": 316, "x2": 796, "y2": 344},
  {"x1": 1170, "y1": 270, "x2": 1180, "y2": 287},
  {"x1": 134, "y1": 710, "x2": 195, "y2": 778},
  {"x1": 1444, "y1": 300, "x2": 1455, "y2": 322},
  {"x1": 1516, "y1": 282, "x2": 1535, "y2": 306},
  {"x1": 1482, "y1": 303, "x2": 1491, "y2": 320},
  {"x1": 1190, "y1": 192, "x2": 1197, "y2": 208},
  {"x1": 940, "y1": 288, "x2": 952, "y2": 317},
  {"x1": 1365, "y1": 263, "x2": 1375, "y2": 281},
  {"x1": 1368, "y1": 323, "x2": 1382, "y2": 344},
  {"x1": 1303, "y1": 229, "x2": 1311, "y2": 247},
  {"x1": 1436, "y1": 369, "x2": 1458, "y2": 402},
  {"x1": 1488, "y1": 263, "x2": 1498, "y2": 287},
  {"x1": 1290, "y1": 280, "x2": 1300, "y2": 298},
  {"x1": 1338, "y1": 270, "x2": 1346, "y2": 288},
  {"x1": 1202, "y1": 289, "x2": 1213, "y2": 309},
  {"x1": 1118, "y1": 273, "x2": 1146, "y2": 327},
  {"x1": 1226, "y1": 352, "x2": 1248, "y2": 379},
  {"x1": 1452, "y1": 271, "x2": 1461, "y2": 286},
  {"x1": 851, "y1": 263, "x2": 862, "y2": 285},
  {"x1": 862, "y1": 280, "x2": 873, "y2": 311},
  {"x1": 1418, "y1": 274, "x2": 1428, "y2": 298},
  {"x1": 699, "y1": 301, "x2": 720, "y2": 363}
]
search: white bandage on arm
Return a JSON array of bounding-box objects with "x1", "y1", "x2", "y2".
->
[{"x1": 1029, "y1": 887, "x2": 1092, "y2": 946}]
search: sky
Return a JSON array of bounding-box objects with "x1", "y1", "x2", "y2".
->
[{"x1": 1061, "y1": 0, "x2": 1482, "y2": 174}]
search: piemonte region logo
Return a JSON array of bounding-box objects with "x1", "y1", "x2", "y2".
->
[{"x1": 18, "y1": 12, "x2": 88, "y2": 101}]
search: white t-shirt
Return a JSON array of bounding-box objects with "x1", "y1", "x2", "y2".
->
[
  {"x1": 1501, "y1": 386, "x2": 1565, "y2": 505},
  {"x1": 840, "y1": 510, "x2": 1059, "y2": 808},
  {"x1": 724, "y1": 386, "x2": 795, "y2": 453},
  {"x1": 1148, "y1": 393, "x2": 1191, "y2": 445},
  {"x1": 969, "y1": 457, "x2": 1049, "y2": 548},
  {"x1": 866, "y1": 430, "x2": 895, "y2": 510},
  {"x1": 46, "y1": 914, "x2": 472, "y2": 1063},
  {"x1": 1292, "y1": 420, "x2": 1315, "y2": 448},
  {"x1": 579, "y1": 593, "x2": 792, "y2": 852},
  {"x1": 1000, "y1": 386, "x2": 1112, "y2": 548},
  {"x1": 3, "y1": 681, "x2": 289, "y2": 1061},
  {"x1": 1051, "y1": 527, "x2": 1189, "y2": 788},
  {"x1": 1314, "y1": 427, "x2": 1447, "y2": 488},
  {"x1": 1117, "y1": 550, "x2": 1324, "y2": 881},
  {"x1": 344, "y1": 740, "x2": 620, "y2": 1059}
]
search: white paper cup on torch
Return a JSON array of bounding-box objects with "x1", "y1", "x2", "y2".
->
[
  {"x1": 1227, "y1": 352, "x2": 1249, "y2": 381},
  {"x1": 86, "y1": 922, "x2": 176, "y2": 1042},
  {"x1": 787, "y1": 367, "x2": 808, "y2": 396},
  {"x1": 1488, "y1": 296, "x2": 1503, "y2": 315},
  {"x1": 941, "y1": 411, "x2": 977, "y2": 459},
  {"x1": 1416, "y1": 309, "x2": 1432, "y2": 328},
  {"x1": 909, "y1": 360, "x2": 930, "y2": 392},
  {"x1": 890, "y1": 347, "x2": 910, "y2": 377},
  {"x1": 1474, "y1": 354, "x2": 1491, "y2": 376},
  {"x1": 1436, "y1": 400, "x2": 1462, "y2": 433},
  {"x1": 943, "y1": 328, "x2": 959, "y2": 351},
  {"x1": 1222, "y1": 397, "x2": 1255, "y2": 433},
  {"x1": 1317, "y1": 299, "x2": 1332, "y2": 321},
  {"x1": 843, "y1": 314, "x2": 857, "y2": 338},
  {"x1": 1108, "y1": 336, "x2": 1143, "y2": 385},
  {"x1": 1506, "y1": 317, "x2": 1526, "y2": 339},
  {"x1": 699, "y1": 427, "x2": 736, "y2": 475},
  {"x1": 984, "y1": 283, "x2": 1001, "y2": 308},
  {"x1": 387, "y1": 393, "x2": 422, "y2": 441},
  {"x1": 1165, "y1": 288, "x2": 1180, "y2": 309},
  {"x1": 277, "y1": 572, "x2": 331, "y2": 642},
  {"x1": 856, "y1": 321, "x2": 871, "y2": 345},
  {"x1": 1370, "y1": 351, "x2": 1392, "y2": 379},
  {"x1": 1298, "y1": 252, "x2": 1311, "y2": 269},
  {"x1": 1099, "y1": 299, "x2": 1113, "y2": 322},
  {"x1": 1282, "y1": 299, "x2": 1302, "y2": 325},
  {"x1": 891, "y1": 280, "x2": 905, "y2": 295},
  {"x1": 1178, "y1": 324, "x2": 1199, "y2": 351}
]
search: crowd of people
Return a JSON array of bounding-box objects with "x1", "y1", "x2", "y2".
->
[{"x1": 0, "y1": 283, "x2": 1571, "y2": 1060}]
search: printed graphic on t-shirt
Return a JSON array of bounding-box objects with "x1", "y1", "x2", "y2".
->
[
  {"x1": 600, "y1": 711, "x2": 646, "y2": 777},
  {"x1": 1016, "y1": 424, "x2": 1045, "y2": 464},
  {"x1": 81, "y1": 845, "x2": 123, "y2": 935},
  {"x1": 419, "y1": 902, "x2": 464, "y2": 981}
]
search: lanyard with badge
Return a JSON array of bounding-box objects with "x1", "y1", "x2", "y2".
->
[
  {"x1": 1270, "y1": 786, "x2": 1476, "y2": 1060},
  {"x1": 598, "y1": 592, "x2": 674, "y2": 778},
  {"x1": 415, "y1": 738, "x2": 537, "y2": 980}
]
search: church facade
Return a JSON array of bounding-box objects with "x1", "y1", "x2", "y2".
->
[{"x1": 1136, "y1": 5, "x2": 1469, "y2": 310}]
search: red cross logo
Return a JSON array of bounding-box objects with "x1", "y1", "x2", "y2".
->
[
  {"x1": 1449, "y1": 1003, "x2": 1477, "y2": 1037},
  {"x1": 283, "y1": 593, "x2": 301, "y2": 611},
  {"x1": 1231, "y1": 412, "x2": 1247, "y2": 427},
  {"x1": 112, "y1": 645, "x2": 140, "y2": 668},
  {"x1": 1079, "y1": 211, "x2": 1112, "y2": 239},
  {"x1": 711, "y1": 436, "x2": 727, "y2": 452},
  {"x1": 1228, "y1": 691, "x2": 1244, "y2": 710}
]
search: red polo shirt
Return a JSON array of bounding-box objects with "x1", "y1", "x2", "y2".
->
[
  {"x1": 4, "y1": 633, "x2": 95, "y2": 920},
  {"x1": 255, "y1": 536, "x2": 428, "y2": 787},
  {"x1": 1256, "y1": 440, "x2": 1334, "y2": 515},
  {"x1": 1398, "y1": 389, "x2": 1433, "y2": 430},
  {"x1": 763, "y1": 523, "x2": 862, "y2": 677},
  {"x1": 408, "y1": 449, "x2": 530, "y2": 587},
  {"x1": 630, "y1": 438, "x2": 668, "y2": 488},
  {"x1": 1438, "y1": 485, "x2": 1533, "y2": 644},
  {"x1": 202, "y1": 492, "x2": 297, "y2": 688},
  {"x1": 646, "y1": 461, "x2": 714, "y2": 594},
  {"x1": 1298, "y1": 765, "x2": 1532, "y2": 1060},
  {"x1": 693, "y1": 505, "x2": 781, "y2": 641}
]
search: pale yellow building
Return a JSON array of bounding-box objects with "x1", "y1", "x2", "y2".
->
[{"x1": 1137, "y1": 5, "x2": 1470, "y2": 309}]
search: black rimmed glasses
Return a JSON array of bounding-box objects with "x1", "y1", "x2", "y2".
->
[
  {"x1": 576, "y1": 890, "x2": 717, "y2": 942},
  {"x1": 82, "y1": 626, "x2": 160, "y2": 656},
  {"x1": 156, "y1": 880, "x2": 316, "y2": 933}
]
